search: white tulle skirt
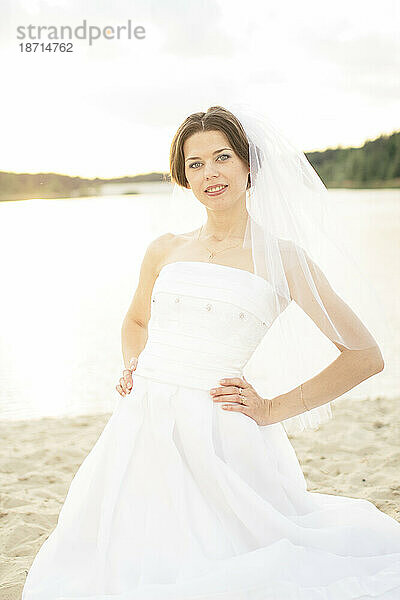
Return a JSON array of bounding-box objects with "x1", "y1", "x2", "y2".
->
[{"x1": 22, "y1": 374, "x2": 400, "y2": 599}]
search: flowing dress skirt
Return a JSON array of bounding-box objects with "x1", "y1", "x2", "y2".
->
[{"x1": 22, "y1": 374, "x2": 400, "y2": 599}]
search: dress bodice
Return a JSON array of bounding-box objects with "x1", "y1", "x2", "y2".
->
[{"x1": 134, "y1": 261, "x2": 282, "y2": 390}]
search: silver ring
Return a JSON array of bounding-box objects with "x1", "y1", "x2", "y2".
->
[
  {"x1": 238, "y1": 388, "x2": 247, "y2": 405},
  {"x1": 238, "y1": 386, "x2": 247, "y2": 405}
]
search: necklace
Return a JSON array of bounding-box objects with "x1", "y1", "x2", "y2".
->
[{"x1": 196, "y1": 224, "x2": 243, "y2": 262}]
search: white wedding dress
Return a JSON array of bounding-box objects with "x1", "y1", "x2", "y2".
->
[{"x1": 22, "y1": 261, "x2": 400, "y2": 599}]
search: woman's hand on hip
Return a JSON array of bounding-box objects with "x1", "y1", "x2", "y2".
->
[{"x1": 209, "y1": 375, "x2": 273, "y2": 426}]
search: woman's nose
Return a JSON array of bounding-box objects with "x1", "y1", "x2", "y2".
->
[{"x1": 204, "y1": 163, "x2": 220, "y2": 178}]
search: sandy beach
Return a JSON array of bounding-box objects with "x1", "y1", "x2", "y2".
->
[{"x1": 1, "y1": 394, "x2": 399, "y2": 599}]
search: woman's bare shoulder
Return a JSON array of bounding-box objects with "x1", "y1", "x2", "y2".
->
[
  {"x1": 150, "y1": 230, "x2": 197, "y2": 250},
  {"x1": 159, "y1": 229, "x2": 200, "y2": 251},
  {"x1": 152, "y1": 229, "x2": 198, "y2": 244},
  {"x1": 176, "y1": 228, "x2": 200, "y2": 241},
  {"x1": 143, "y1": 230, "x2": 197, "y2": 270},
  {"x1": 144, "y1": 232, "x2": 175, "y2": 256}
]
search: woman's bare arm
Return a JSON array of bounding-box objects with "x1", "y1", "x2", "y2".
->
[
  {"x1": 270, "y1": 346, "x2": 384, "y2": 424},
  {"x1": 269, "y1": 242, "x2": 384, "y2": 424},
  {"x1": 121, "y1": 232, "x2": 174, "y2": 370}
]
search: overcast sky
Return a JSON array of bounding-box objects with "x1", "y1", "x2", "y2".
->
[{"x1": 2, "y1": 0, "x2": 399, "y2": 178}]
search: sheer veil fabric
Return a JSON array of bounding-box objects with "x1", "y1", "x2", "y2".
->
[{"x1": 172, "y1": 102, "x2": 385, "y2": 434}]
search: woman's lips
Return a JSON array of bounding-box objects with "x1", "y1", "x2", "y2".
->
[{"x1": 205, "y1": 185, "x2": 228, "y2": 197}]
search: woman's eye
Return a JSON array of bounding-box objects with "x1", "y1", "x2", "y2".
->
[{"x1": 189, "y1": 154, "x2": 230, "y2": 169}]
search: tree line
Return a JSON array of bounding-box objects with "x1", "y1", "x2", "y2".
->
[
  {"x1": 1, "y1": 131, "x2": 398, "y2": 201},
  {"x1": 307, "y1": 131, "x2": 400, "y2": 188}
]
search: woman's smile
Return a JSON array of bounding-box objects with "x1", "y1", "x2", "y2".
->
[{"x1": 204, "y1": 184, "x2": 228, "y2": 196}]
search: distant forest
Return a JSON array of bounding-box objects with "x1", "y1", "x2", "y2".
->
[
  {"x1": 306, "y1": 131, "x2": 400, "y2": 189},
  {"x1": 0, "y1": 131, "x2": 399, "y2": 201}
]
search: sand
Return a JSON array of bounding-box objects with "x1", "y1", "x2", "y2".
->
[{"x1": 0, "y1": 395, "x2": 399, "y2": 599}]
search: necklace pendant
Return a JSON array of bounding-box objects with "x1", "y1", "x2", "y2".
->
[{"x1": 208, "y1": 251, "x2": 215, "y2": 261}]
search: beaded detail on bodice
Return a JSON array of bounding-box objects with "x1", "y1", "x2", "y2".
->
[{"x1": 133, "y1": 261, "x2": 283, "y2": 390}]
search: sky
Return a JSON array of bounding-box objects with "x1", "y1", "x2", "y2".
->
[{"x1": 1, "y1": 0, "x2": 399, "y2": 178}]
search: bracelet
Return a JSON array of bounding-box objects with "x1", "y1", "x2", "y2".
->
[
  {"x1": 300, "y1": 383, "x2": 310, "y2": 412},
  {"x1": 267, "y1": 398, "x2": 272, "y2": 420}
]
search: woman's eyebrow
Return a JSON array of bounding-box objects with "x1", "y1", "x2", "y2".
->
[{"x1": 185, "y1": 147, "x2": 232, "y2": 162}]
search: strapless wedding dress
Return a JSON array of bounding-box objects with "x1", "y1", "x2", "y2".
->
[{"x1": 22, "y1": 261, "x2": 400, "y2": 599}]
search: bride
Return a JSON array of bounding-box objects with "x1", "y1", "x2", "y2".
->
[{"x1": 22, "y1": 105, "x2": 400, "y2": 599}]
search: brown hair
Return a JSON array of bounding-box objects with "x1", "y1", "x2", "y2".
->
[{"x1": 169, "y1": 105, "x2": 251, "y2": 190}]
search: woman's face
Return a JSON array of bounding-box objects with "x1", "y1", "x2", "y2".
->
[{"x1": 183, "y1": 130, "x2": 249, "y2": 210}]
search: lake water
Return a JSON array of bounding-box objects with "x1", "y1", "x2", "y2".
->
[{"x1": 0, "y1": 188, "x2": 399, "y2": 420}]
